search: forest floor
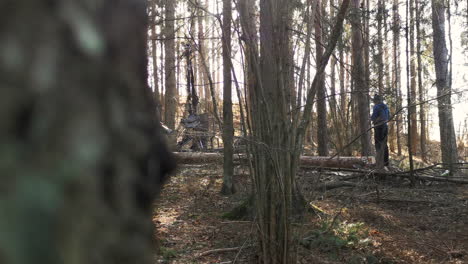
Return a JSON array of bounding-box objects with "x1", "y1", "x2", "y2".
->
[{"x1": 154, "y1": 163, "x2": 468, "y2": 264}]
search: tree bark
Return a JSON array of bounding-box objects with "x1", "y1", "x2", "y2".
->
[
  {"x1": 198, "y1": 0, "x2": 212, "y2": 113},
  {"x1": 164, "y1": 0, "x2": 177, "y2": 130},
  {"x1": 431, "y1": 0, "x2": 459, "y2": 173},
  {"x1": 416, "y1": 0, "x2": 427, "y2": 160},
  {"x1": 0, "y1": 1, "x2": 175, "y2": 263},
  {"x1": 316, "y1": 0, "x2": 329, "y2": 156},
  {"x1": 393, "y1": 0, "x2": 403, "y2": 156},
  {"x1": 351, "y1": 0, "x2": 373, "y2": 156},
  {"x1": 409, "y1": 0, "x2": 419, "y2": 154},
  {"x1": 377, "y1": 0, "x2": 384, "y2": 94},
  {"x1": 150, "y1": 3, "x2": 161, "y2": 119},
  {"x1": 221, "y1": 0, "x2": 235, "y2": 195}
]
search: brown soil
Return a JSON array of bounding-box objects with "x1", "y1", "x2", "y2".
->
[{"x1": 154, "y1": 164, "x2": 468, "y2": 263}]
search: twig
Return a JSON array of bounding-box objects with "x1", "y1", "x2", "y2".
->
[
  {"x1": 197, "y1": 246, "x2": 252, "y2": 258},
  {"x1": 232, "y1": 238, "x2": 250, "y2": 264},
  {"x1": 221, "y1": 221, "x2": 252, "y2": 224}
]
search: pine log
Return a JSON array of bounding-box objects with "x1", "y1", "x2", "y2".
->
[{"x1": 174, "y1": 152, "x2": 375, "y2": 168}]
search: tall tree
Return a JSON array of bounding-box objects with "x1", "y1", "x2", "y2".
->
[
  {"x1": 364, "y1": 0, "x2": 371, "y2": 98},
  {"x1": 198, "y1": 0, "x2": 212, "y2": 113},
  {"x1": 431, "y1": 0, "x2": 459, "y2": 173},
  {"x1": 221, "y1": 0, "x2": 235, "y2": 194},
  {"x1": 351, "y1": 0, "x2": 373, "y2": 156},
  {"x1": 406, "y1": 0, "x2": 416, "y2": 185},
  {"x1": 239, "y1": 0, "x2": 350, "y2": 261},
  {"x1": 416, "y1": 0, "x2": 427, "y2": 160},
  {"x1": 409, "y1": 0, "x2": 419, "y2": 154},
  {"x1": 0, "y1": 1, "x2": 175, "y2": 263},
  {"x1": 393, "y1": 0, "x2": 403, "y2": 156},
  {"x1": 316, "y1": 0, "x2": 329, "y2": 156},
  {"x1": 377, "y1": 0, "x2": 385, "y2": 94},
  {"x1": 164, "y1": 0, "x2": 177, "y2": 130},
  {"x1": 150, "y1": 2, "x2": 161, "y2": 118},
  {"x1": 239, "y1": 0, "x2": 258, "y2": 125}
]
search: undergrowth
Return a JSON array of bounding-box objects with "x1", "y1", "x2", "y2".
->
[{"x1": 301, "y1": 217, "x2": 377, "y2": 262}]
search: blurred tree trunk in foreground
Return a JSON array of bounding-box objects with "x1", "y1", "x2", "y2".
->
[{"x1": 0, "y1": 1, "x2": 174, "y2": 264}]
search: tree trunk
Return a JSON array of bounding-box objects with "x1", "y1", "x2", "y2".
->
[
  {"x1": 384, "y1": 1, "x2": 392, "y2": 97},
  {"x1": 150, "y1": 3, "x2": 161, "y2": 119},
  {"x1": 393, "y1": 0, "x2": 403, "y2": 156},
  {"x1": 255, "y1": 0, "x2": 296, "y2": 261},
  {"x1": 431, "y1": 0, "x2": 459, "y2": 173},
  {"x1": 406, "y1": 0, "x2": 416, "y2": 185},
  {"x1": 239, "y1": 0, "x2": 350, "y2": 261},
  {"x1": 416, "y1": 0, "x2": 427, "y2": 161},
  {"x1": 221, "y1": 0, "x2": 235, "y2": 195},
  {"x1": 164, "y1": 0, "x2": 177, "y2": 130},
  {"x1": 329, "y1": 0, "x2": 343, "y2": 152},
  {"x1": 0, "y1": 1, "x2": 175, "y2": 264},
  {"x1": 351, "y1": 0, "x2": 373, "y2": 156},
  {"x1": 316, "y1": 0, "x2": 329, "y2": 156},
  {"x1": 340, "y1": 49, "x2": 347, "y2": 116},
  {"x1": 409, "y1": 0, "x2": 419, "y2": 155},
  {"x1": 198, "y1": 0, "x2": 211, "y2": 113},
  {"x1": 297, "y1": 0, "x2": 315, "y2": 114},
  {"x1": 238, "y1": 0, "x2": 258, "y2": 131},
  {"x1": 364, "y1": 0, "x2": 371, "y2": 98},
  {"x1": 377, "y1": 0, "x2": 384, "y2": 95}
]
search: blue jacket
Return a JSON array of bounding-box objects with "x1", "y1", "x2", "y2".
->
[{"x1": 371, "y1": 103, "x2": 390, "y2": 127}]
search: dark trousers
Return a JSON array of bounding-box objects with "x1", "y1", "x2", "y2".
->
[{"x1": 374, "y1": 125, "x2": 389, "y2": 167}]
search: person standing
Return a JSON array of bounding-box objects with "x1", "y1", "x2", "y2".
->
[{"x1": 371, "y1": 94, "x2": 390, "y2": 169}]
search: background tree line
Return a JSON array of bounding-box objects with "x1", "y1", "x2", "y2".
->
[{"x1": 152, "y1": 0, "x2": 467, "y2": 262}]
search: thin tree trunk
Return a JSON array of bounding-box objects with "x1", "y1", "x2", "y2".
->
[
  {"x1": 238, "y1": 0, "x2": 258, "y2": 131},
  {"x1": 316, "y1": 0, "x2": 329, "y2": 156},
  {"x1": 329, "y1": 0, "x2": 343, "y2": 152},
  {"x1": 339, "y1": 47, "x2": 346, "y2": 113},
  {"x1": 393, "y1": 0, "x2": 403, "y2": 156},
  {"x1": 198, "y1": 0, "x2": 212, "y2": 112},
  {"x1": 297, "y1": 0, "x2": 316, "y2": 112},
  {"x1": 364, "y1": 0, "x2": 371, "y2": 97},
  {"x1": 160, "y1": 40, "x2": 165, "y2": 114},
  {"x1": 164, "y1": 0, "x2": 177, "y2": 130},
  {"x1": 409, "y1": 0, "x2": 419, "y2": 154},
  {"x1": 151, "y1": 4, "x2": 161, "y2": 119},
  {"x1": 416, "y1": 0, "x2": 427, "y2": 160},
  {"x1": 384, "y1": 1, "x2": 392, "y2": 96},
  {"x1": 221, "y1": 0, "x2": 235, "y2": 195},
  {"x1": 406, "y1": 0, "x2": 416, "y2": 185},
  {"x1": 377, "y1": 0, "x2": 384, "y2": 94}
]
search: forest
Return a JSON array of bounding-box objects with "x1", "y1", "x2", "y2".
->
[{"x1": 1, "y1": 0, "x2": 467, "y2": 264}]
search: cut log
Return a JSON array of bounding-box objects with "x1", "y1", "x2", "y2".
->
[{"x1": 174, "y1": 152, "x2": 374, "y2": 168}]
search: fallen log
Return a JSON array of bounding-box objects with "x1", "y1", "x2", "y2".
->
[
  {"x1": 328, "y1": 169, "x2": 468, "y2": 184},
  {"x1": 173, "y1": 152, "x2": 375, "y2": 168},
  {"x1": 174, "y1": 152, "x2": 224, "y2": 164},
  {"x1": 315, "y1": 181, "x2": 357, "y2": 190},
  {"x1": 397, "y1": 174, "x2": 468, "y2": 184}
]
